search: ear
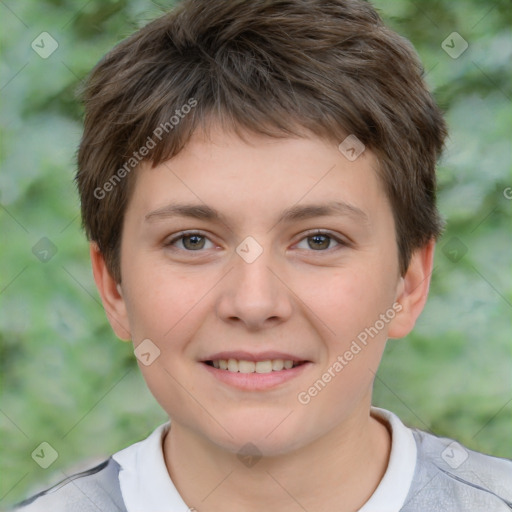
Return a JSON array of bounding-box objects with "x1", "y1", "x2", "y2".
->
[
  {"x1": 387, "y1": 239, "x2": 435, "y2": 339},
  {"x1": 90, "y1": 242, "x2": 131, "y2": 341}
]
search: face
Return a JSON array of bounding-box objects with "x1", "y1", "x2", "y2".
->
[{"x1": 94, "y1": 128, "x2": 432, "y2": 456}]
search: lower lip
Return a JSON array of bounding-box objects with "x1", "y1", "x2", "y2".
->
[{"x1": 201, "y1": 362, "x2": 312, "y2": 391}]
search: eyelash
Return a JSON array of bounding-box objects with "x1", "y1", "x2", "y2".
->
[{"x1": 164, "y1": 230, "x2": 349, "y2": 254}]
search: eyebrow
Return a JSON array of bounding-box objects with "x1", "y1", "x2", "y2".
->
[{"x1": 144, "y1": 200, "x2": 369, "y2": 225}]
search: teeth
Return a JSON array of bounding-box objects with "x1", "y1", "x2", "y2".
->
[
  {"x1": 255, "y1": 360, "x2": 273, "y2": 373},
  {"x1": 211, "y1": 359, "x2": 299, "y2": 373},
  {"x1": 272, "y1": 359, "x2": 284, "y2": 371},
  {"x1": 238, "y1": 360, "x2": 256, "y2": 373}
]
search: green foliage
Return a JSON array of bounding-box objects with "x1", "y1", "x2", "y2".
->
[
  {"x1": 370, "y1": 0, "x2": 512, "y2": 457},
  {"x1": 1, "y1": 0, "x2": 511, "y2": 506}
]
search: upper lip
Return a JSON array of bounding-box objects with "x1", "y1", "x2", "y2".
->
[{"x1": 202, "y1": 351, "x2": 310, "y2": 363}]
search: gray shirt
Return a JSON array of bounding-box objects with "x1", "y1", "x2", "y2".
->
[{"x1": 13, "y1": 419, "x2": 512, "y2": 511}]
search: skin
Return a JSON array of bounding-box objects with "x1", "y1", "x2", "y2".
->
[{"x1": 91, "y1": 127, "x2": 434, "y2": 512}]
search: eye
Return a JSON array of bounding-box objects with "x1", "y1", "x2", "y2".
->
[
  {"x1": 295, "y1": 230, "x2": 347, "y2": 251},
  {"x1": 165, "y1": 231, "x2": 215, "y2": 251},
  {"x1": 164, "y1": 230, "x2": 348, "y2": 254}
]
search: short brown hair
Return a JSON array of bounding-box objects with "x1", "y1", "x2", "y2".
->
[{"x1": 76, "y1": 0, "x2": 448, "y2": 283}]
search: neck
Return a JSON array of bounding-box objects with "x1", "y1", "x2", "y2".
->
[{"x1": 163, "y1": 401, "x2": 391, "y2": 512}]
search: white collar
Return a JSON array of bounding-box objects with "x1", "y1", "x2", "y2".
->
[
  {"x1": 112, "y1": 422, "x2": 189, "y2": 512},
  {"x1": 359, "y1": 407, "x2": 417, "y2": 511},
  {"x1": 112, "y1": 407, "x2": 417, "y2": 512}
]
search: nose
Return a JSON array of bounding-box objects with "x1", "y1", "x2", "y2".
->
[{"x1": 215, "y1": 243, "x2": 293, "y2": 331}]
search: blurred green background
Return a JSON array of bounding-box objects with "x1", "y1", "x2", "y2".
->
[{"x1": 1, "y1": 0, "x2": 511, "y2": 507}]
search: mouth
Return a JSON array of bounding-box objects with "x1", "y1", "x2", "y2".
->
[
  {"x1": 200, "y1": 353, "x2": 312, "y2": 391},
  {"x1": 203, "y1": 358, "x2": 307, "y2": 373}
]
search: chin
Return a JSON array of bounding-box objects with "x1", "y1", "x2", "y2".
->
[{"x1": 201, "y1": 412, "x2": 310, "y2": 457}]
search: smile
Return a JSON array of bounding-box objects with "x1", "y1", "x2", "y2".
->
[
  {"x1": 205, "y1": 359, "x2": 304, "y2": 374},
  {"x1": 201, "y1": 358, "x2": 312, "y2": 391}
]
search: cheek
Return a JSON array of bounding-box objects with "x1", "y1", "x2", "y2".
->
[
  {"x1": 300, "y1": 289, "x2": 389, "y2": 419},
  {"x1": 121, "y1": 258, "x2": 198, "y2": 340},
  {"x1": 301, "y1": 264, "x2": 394, "y2": 338},
  {"x1": 298, "y1": 263, "x2": 394, "y2": 399}
]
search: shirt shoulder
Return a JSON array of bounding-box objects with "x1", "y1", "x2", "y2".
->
[
  {"x1": 11, "y1": 458, "x2": 127, "y2": 512},
  {"x1": 402, "y1": 428, "x2": 512, "y2": 511}
]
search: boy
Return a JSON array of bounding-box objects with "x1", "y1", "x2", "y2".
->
[{"x1": 14, "y1": 0, "x2": 512, "y2": 510}]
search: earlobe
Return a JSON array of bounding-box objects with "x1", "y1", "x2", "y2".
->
[
  {"x1": 387, "y1": 240, "x2": 435, "y2": 339},
  {"x1": 90, "y1": 243, "x2": 131, "y2": 341}
]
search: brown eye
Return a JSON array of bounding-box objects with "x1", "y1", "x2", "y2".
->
[
  {"x1": 181, "y1": 234, "x2": 206, "y2": 250},
  {"x1": 307, "y1": 234, "x2": 331, "y2": 250},
  {"x1": 165, "y1": 232, "x2": 214, "y2": 251},
  {"x1": 295, "y1": 230, "x2": 347, "y2": 252}
]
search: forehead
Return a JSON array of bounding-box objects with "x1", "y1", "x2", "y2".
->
[{"x1": 126, "y1": 129, "x2": 390, "y2": 229}]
